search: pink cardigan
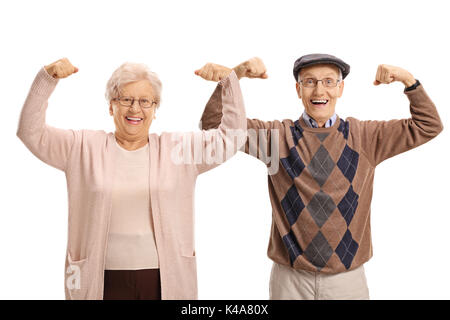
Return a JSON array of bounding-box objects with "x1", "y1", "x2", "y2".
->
[{"x1": 17, "y1": 68, "x2": 246, "y2": 300}]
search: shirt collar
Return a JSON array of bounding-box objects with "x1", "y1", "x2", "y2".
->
[{"x1": 302, "y1": 112, "x2": 337, "y2": 128}]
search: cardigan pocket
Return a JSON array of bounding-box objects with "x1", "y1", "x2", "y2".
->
[
  {"x1": 179, "y1": 239, "x2": 196, "y2": 258},
  {"x1": 181, "y1": 248, "x2": 196, "y2": 258},
  {"x1": 178, "y1": 255, "x2": 198, "y2": 299},
  {"x1": 65, "y1": 252, "x2": 89, "y2": 300}
]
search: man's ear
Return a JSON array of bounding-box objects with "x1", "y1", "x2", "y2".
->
[
  {"x1": 338, "y1": 80, "x2": 344, "y2": 98},
  {"x1": 296, "y1": 82, "x2": 302, "y2": 99}
]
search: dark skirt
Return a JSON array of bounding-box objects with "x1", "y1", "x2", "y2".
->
[{"x1": 103, "y1": 268, "x2": 161, "y2": 300}]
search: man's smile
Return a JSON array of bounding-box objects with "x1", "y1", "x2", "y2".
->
[{"x1": 310, "y1": 99, "x2": 329, "y2": 108}]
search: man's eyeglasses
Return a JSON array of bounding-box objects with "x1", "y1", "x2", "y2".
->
[
  {"x1": 299, "y1": 78, "x2": 341, "y2": 88},
  {"x1": 112, "y1": 96, "x2": 156, "y2": 109}
]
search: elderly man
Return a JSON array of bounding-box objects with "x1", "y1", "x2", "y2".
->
[{"x1": 196, "y1": 54, "x2": 443, "y2": 300}]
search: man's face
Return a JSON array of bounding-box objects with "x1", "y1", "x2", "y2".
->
[{"x1": 295, "y1": 64, "x2": 344, "y2": 126}]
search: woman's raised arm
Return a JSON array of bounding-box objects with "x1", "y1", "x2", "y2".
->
[{"x1": 17, "y1": 58, "x2": 79, "y2": 171}]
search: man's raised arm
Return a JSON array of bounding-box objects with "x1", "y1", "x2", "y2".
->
[{"x1": 360, "y1": 64, "x2": 444, "y2": 166}]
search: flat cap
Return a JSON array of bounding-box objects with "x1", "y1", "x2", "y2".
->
[{"x1": 293, "y1": 53, "x2": 350, "y2": 80}]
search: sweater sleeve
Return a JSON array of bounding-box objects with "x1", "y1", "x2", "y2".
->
[
  {"x1": 360, "y1": 84, "x2": 443, "y2": 166},
  {"x1": 187, "y1": 71, "x2": 247, "y2": 175},
  {"x1": 16, "y1": 67, "x2": 76, "y2": 172}
]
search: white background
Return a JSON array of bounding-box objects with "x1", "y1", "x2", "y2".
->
[{"x1": 1, "y1": 0, "x2": 449, "y2": 300}]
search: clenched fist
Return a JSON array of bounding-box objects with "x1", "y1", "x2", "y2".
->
[
  {"x1": 374, "y1": 64, "x2": 415, "y2": 87},
  {"x1": 44, "y1": 58, "x2": 78, "y2": 79},
  {"x1": 233, "y1": 57, "x2": 268, "y2": 80},
  {"x1": 195, "y1": 63, "x2": 232, "y2": 82}
]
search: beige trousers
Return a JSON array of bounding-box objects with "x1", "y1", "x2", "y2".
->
[{"x1": 269, "y1": 262, "x2": 370, "y2": 300}]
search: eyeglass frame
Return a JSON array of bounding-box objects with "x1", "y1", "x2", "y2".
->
[
  {"x1": 111, "y1": 96, "x2": 157, "y2": 109},
  {"x1": 298, "y1": 78, "x2": 342, "y2": 88}
]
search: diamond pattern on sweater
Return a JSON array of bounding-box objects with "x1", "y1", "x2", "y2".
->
[
  {"x1": 306, "y1": 190, "x2": 336, "y2": 228},
  {"x1": 279, "y1": 118, "x2": 363, "y2": 271},
  {"x1": 337, "y1": 144, "x2": 359, "y2": 183},
  {"x1": 335, "y1": 229, "x2": 359, "y2": 269},
  {"x1": 281, "y1": 185, "x2": 305, "y2": 226},
  {"x1": 338, "y1": 119, "x2": 349, "y2": 140},
  {"x1": 282, "y1": 230, "x2": 303, "y2": 265},
  {"x1": 337, "y1": 185, "x2": 359, "y2": 226},
  {"x1": 316, "y1": 132, "x2": 329, "y2": 142},
  {"x1": 281, "y1": 147, "x2": 305, "y2": 180},
  {"x1": 304, "y1": 231, "x2": 333, "y2": 269},
  {"x1": 291, "y1": 120, "x2": 304, "y2": 146},
  {"x1": 307, "y1": 145, "x2": 335, "y2": 187}
]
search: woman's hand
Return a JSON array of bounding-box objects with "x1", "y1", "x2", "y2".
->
[
  {"x1": 195, "y1": 63, "x2": 232, "y2": 82},
  {"x1": 44, "y1": 58, "x2": 79, "y2": 79}
]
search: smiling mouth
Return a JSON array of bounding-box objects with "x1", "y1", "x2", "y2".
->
[
  {"x1": 310, "y1": 99, "x2": 329, "y2": 107},
  {"x1": 125, "y1": 116, "x2": 143, "y2": 125}
]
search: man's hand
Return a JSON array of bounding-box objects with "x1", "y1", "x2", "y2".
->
[
  {"x1": 44, "y1": 58, "x2": 78, "y2": 79},
  {"x1": 373, "y1": 64, "x2": 416, "y2": 87},
  {"x1": 233, "y1": 57, "x2": 268, "y2": 80},
  {"x1": 195, "y1": 63, "x2": 233, "y2": 82}
]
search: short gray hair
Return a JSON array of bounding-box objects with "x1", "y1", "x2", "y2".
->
[
  {"x1": 297, "y1": 67, "x2": 343, "y2": 83},
  {"x1": 105, "y1": 62, "x2": 162, "y2": 107}
]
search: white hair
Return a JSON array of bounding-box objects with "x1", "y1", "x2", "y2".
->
[
  {"x1": 297, "y1": 65, "x2": 343, "y2": 83},
  {"x1": 105, "y1": 62, "x2": 162, "y2": 107}
]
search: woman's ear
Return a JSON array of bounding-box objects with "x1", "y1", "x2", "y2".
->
[{"x1": 109, "y1": 103, "x2": 114, "y2": 116}]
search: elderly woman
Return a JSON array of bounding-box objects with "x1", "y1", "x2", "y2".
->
[{"x1": 17, "y1": 58, "x2": 246, "y2": 300}]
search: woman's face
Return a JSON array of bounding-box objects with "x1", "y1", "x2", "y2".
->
[{"x1": 109, "y1": 80, "x2": 156, "y2": 141}]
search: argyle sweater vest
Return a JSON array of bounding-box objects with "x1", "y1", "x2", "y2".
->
[{"x1": 200, "y1": 85, "x2": 443, "y2": 274}]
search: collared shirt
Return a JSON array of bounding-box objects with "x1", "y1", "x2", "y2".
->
[{"x1": 302, "y1": 112, "x2": 337, "y2": 128}]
